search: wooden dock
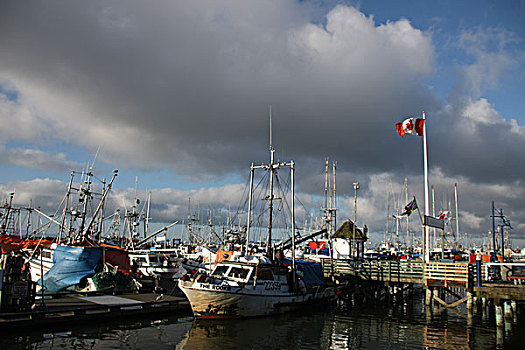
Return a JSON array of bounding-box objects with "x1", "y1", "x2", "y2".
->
[
  {"x1": 0, "y1": 292, "x2": 191, "y2": 329},
  {"x1": 322, "y1": 258, "x2": 525, "y2": 328}
]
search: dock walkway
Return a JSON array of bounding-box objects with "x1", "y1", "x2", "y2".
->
[{"x1": 0, "y1": 292, "x2": 190, "y2": 329}]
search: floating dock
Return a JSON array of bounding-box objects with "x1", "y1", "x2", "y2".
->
[{"x1": 0, "y1": 292, "x2": 190, "y2": 329}]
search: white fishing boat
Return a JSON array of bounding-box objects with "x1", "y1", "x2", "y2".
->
[
  {"x1": 178, "y1": 254, "x2": 333, "y2": 318},
  {"x1": 179, "y1": 109, "x2": 334, "y2": 318}
]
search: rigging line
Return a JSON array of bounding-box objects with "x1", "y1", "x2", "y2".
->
[{"x1": 230, "y1": 170, "x2": 266, "y2": 225}]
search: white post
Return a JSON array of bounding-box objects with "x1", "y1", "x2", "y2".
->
[
  {"x1": 291, "y1": 161, "x2": 296, "y2": 283},
  {"x1": 245, "y1": 164, "x2": 254, "y2": 254},
  {"x1": 423, "y1": 111, "x2": 430, "y2": 262}
]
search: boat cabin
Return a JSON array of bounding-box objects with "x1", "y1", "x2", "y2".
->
[{"x1": 210, "y1": 261, "x2": 288, "y2": 284}]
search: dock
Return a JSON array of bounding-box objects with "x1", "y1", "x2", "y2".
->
[
  {"x1": 322, "y1": 258, "x2": 525, "y2": 329},
  {"x1": 0, "y1": 292, "x2": 190, "y2": 329}
]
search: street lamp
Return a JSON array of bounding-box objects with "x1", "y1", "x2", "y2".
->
[{"x1": 353, "y1": 182, "x2": 359, "y2": 258}]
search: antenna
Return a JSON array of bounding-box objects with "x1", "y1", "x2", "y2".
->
[
  {"x1": 90, "y1": 145, "x2": 101, "y2": 171},
  {"x1": 269, "y1": 105, "x2": 274, "y2": 152}
]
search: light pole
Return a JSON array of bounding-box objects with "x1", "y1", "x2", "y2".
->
[{"x1": 353, "y1": 182, "x2": 359, "y2": 258}]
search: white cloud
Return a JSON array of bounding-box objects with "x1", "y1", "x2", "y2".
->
[
  {"x1": 460, "y1": 98, "x2": 504, "y2": 125},
  {"x1": 0, "y1": 146, "x2": 78, "y2": 172},
  {"x1": 457, "y1": 26, "x2": 521, "y2": 97}
]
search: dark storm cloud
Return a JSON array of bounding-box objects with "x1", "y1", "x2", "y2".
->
[{"x1": 1, "y1": 1, "x2": 524, "y2": 242}]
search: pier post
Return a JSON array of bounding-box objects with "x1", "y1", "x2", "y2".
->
[
  {"x1": 466, "y1": 291, "x2": 473, "y2": 310},
  {"x1": 425, "y1": 288, "x2": 432, "y2": 306},
  {"x1": 432, "y1": 288, "x2": 439, "y2": 307},
  {"x1": 481, "y1": 297, "x2": 487, "y2": 308},
  {"x1": 504, "y1": 301, "x2": 513, "y2": 321},
  {"x1": 511, "y1": 300, "x2": 518, "y2": 323},
  {"x1": 495, "y1": 303, "x2": 504, "y2": 327},
  {"x1": 496, "y1": 326, "x2": 504, "y2": 347}
]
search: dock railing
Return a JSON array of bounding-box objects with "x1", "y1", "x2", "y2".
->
[
  {"x1": 424, "y1": 262, "x2": 472, "y2": 289},
  {"x1": 322, "y1": 258, "x2": 525, "y2": 288},
  {"x1": 321, "y1": 259, "x2": 424, "y2": 284}
]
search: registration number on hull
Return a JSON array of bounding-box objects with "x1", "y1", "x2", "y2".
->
[{"x1": 263, "y1": 281, "x2": 281, "y2": 290}]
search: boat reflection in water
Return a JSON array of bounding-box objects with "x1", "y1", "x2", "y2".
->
[{"x1": 175, "y1": 306, "x2": 332, "y2": 349}]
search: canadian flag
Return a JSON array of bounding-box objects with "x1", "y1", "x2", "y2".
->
[{"x1": 395, "y1": 118, "x2": 425, "y2": 137}]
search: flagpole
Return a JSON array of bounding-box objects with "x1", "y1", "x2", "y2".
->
[{"x1": 423, "y1": 111, "x2": 430, "y2": 262}]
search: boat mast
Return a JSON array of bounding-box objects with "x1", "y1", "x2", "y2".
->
[
  {"x1": 245, "y1": 163, "x2": 254, "y2": 254},
  {"x1": 145, "y1": 191, "x2": 151, "y2": 239},
  {"x1": 267, "y1": 106, "x2": 275, "y2": 257},
  {"x1": 385, "y1": 180, "x2": 392, "y2": 246},
  {"x1": 251, "y1": 106, "x2": 293, "y2": 259},
  {"x1": 333, "y1": 161, "x2": 337, "y2": 237},
  {"x1": 59, "y1": 171, "x2": 75, "y2": 243},
  {"x1": 454, "y1": 183, "x2": 459, "y2": 247},
  {"x1": 78, "y1": 169, "x2": 92, "y2": 237},
  {"x1": 291, "y1": 160, "x2": 296, "y2": 280},
  {"x1": 405, "y1": 178, "x2": 409, "y2": 249}
]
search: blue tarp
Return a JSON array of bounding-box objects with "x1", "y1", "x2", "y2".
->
[
  {"x1": 283, "y1": 258, "x2": 326, "y2": 286},
  {"x1": 40, "y1": 245, "x2": 102, "y2": 293}
]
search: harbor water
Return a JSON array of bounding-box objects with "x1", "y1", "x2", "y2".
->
[{"x1": 1, "y1": 290, "x2": 523, "y2": 349}]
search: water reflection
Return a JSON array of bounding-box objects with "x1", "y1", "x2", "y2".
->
[
  {"x1": 176, "y1": 306, "x2": 333, "y2": 349},
  {"x1": 0, "y1": 313, "x2": 194, "y2": 350},
  {"x1": 1, "y1": 293, "x2": 523, "y2": 349}
]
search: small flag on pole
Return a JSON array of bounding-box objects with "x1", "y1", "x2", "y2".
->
[
  {"x1": 395, "y1": 117, "x2": 425, "y2": 137},
  {"x1": 393, "y1": 197, "x2": 418, "y2": 218},
  {"x1": 437, "y1": 211, "x2": 448, "y2": 220},
  {"x1": 401, "y1": 197, "x2": 418, "y2": 217}
]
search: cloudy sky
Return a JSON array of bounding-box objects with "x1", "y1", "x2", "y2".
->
[{"x1": 1, "y1": 0, "x2": 524, "y2": 247}]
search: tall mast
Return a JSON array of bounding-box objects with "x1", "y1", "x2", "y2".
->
[
  {"x1": 324, "y1": 159, "x2": 328, "y2": 214},
  {"x1": 267, "y1": 105, "x2": 275, "y2": 257},
  {"x1": 245, "y1": 163, "x2": 254, "y2": 254},
  {"x1": 145, "y1": 191, "x2": 151, "y2": 238},
  {"x1": 78, "y1": 170, "x2": 92, "y2": 237},
  {"x1": 454, "y1": 183, "x2": 459, "y2": 246},
  {"x1": 405, "y1": 178, "x2": 409, "y2": 249},
  {"x1": 332, "y1": 161, "x2": 337, "y2": 236},
  {"x1": 251, "y1": 106, "x2": 293, "y2": 259},
  {"x1": 291, "y1": 160, "x2": 296, "y2": 279},
  {"x1": 432, "y1": 185, "x2": 435, "y2": 251},
  {"x1": 59, "y1": 171, "x2": 75, "y2": 243}
]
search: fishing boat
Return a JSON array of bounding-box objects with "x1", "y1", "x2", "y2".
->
[
  {"x1": 178, "y1": 111, "x2": 334, "y2": 318},
  {"x1": 178, "y1": 254, "x2": 331, "y2": 318},
  {"x1": 16, "y1": 168, "x2": 138, "y2": 294}
]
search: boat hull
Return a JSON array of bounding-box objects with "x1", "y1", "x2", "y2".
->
[{"x1": 178, "y1": 280, "x2": 333, "y2": 318}]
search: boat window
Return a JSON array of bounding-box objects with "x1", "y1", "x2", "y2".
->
[
  {"x1": 43, "y1": 251, "x2": 52, "y2": 259},
  {"x1": 149, "y1": 256, "x2": 159, "y2": 263},
  {"x1": 212, "y1": 265, "x2": 229, "y2": 276},
  {"x1": 256, "y1": 268, "x2": 274, "y2": 281},
  {"x1": 136, "y1": 257, "x2": 147, "y2": 264},
  {"x1": 229, "y1": 267, "x2": 250, "y2": 279}
]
